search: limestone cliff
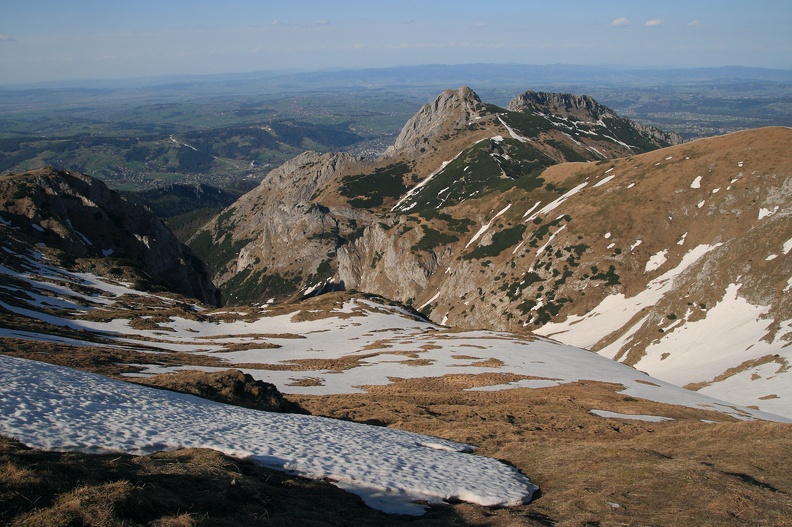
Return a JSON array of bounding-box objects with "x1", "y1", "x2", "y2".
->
[{"x1": 386, "y1": 86, "x2": 486, "y2": 158}]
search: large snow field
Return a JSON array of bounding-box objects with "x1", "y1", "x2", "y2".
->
[{"x1": 0, "y1": 354, "x2": 535, "y2": 515}]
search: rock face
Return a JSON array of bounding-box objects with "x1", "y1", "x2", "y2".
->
[
  {"x1": 0, "y1": 168, "x2": 219, "y2": 305},
  {"x1": 386, "y1": 86, "x2": 485, "y2": 157},
  {"x1": 188, "y1": 151, "x2": 371, "y2": 304}
]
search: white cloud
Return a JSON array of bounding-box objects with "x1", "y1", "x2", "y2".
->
[
  {"x1": 473, "y1": 22, "x2": 488, "y2": 29},
  {"x1": 307, "y1": 19, "x2": 330, "y2": 27},
  {"x1": 0, "y1": 34, "x2": 17, "y2": 42},
  {"x1": 611, "y1": 17, "x2": 631, "y2": 27},
  {"x1": 687, "y1": 20, "x2": 701, "y2": 26},
  {"x1": 645, "y1": 19, "x2": 664, "y2": 27}
]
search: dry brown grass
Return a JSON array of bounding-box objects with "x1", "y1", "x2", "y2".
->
[
  {"x1": 0, "y1": 337, "x2": 228, "y2": 377},
  {"x1": 290, "y1": 376, "x2": 792, "y2": 527},
  {"x1": 215, "y1": 341, "x2": 281, "y2": 352},
  {"x1": 466, "y1": 357, "x2": 505, "y2": 368}
]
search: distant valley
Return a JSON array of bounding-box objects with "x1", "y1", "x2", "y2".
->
[{"x1": 2, "y1": 64, "x2": 791, "y2": 193}]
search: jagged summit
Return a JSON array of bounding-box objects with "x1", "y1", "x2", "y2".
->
[
  {"x1": 387, "y1": 86, "x2": 486, "y2": 157},
  {"x1": 508, "y1": 89, "x2": 684, "y2": 149},
  {"x1": 508, "y1": 90, "x2": 611, "y2": 120}
]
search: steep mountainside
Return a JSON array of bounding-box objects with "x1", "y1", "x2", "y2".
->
[
  {"x1": 191, "y1": 87, "x2": 678, "y2": 302},
  {"x1": 0, "y1": 168, "x2": 219, "y2": 304}
]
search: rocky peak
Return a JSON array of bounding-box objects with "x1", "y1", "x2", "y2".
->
[
  {"x1": 387, "y1": 86, "x2": 485, "y2": 157},
  {"x1": 508, "y1": 90, "x2": 610, "y2": 120}
]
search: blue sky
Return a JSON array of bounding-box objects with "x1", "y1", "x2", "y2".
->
[{"x1": 1, "y1": 0, "x2": 790, "y2": 84}]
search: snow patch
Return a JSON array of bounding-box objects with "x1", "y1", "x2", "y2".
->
[
  {"x1": 537, "y1": 244, "x2": 723, "y2": 351},
  {"x1": 593, "y1": 175, "x2": 615, "y2": 188},
  {"x1": 534, "y1": 225, "x2": 567, "y2": 259},
  {"x1": 645, "y1": 249, "x2": 668, "y2": 273},
  {"x1": 465, "y1": 204, "x2": 512, "y2": 249},
  {"x1": 0, "y1": 355, "x2": 537, "y2": 516},
  {"x1": 636, "y1": 284, "x2": 790, "y2": 394},
  {"x1": 418, "y1": 291, "x2": 441, "y2": 311},
  {"x1": 758, "y1": 206, "x2": 779, "y2": 220},
  {"x1": 690, "y1": 176, "x2": 702, "y2": 189},
  {"x1": 498, "y1": 116, "x2": 530, "y2": 143},
  {"x1": 524, "y1": 182, "x2": 588, "y2": 223},
  {"x1": 521, "y1": 201, "x2": 541, "y2": 219}
]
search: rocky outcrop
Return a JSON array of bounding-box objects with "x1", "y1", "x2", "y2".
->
[
  {"x1": 0, "y1": 168, "x2": 219, "y2": 305},
  {"x1": 336, "y1": 220, "x2": 443, "y2": 302},
  {"x1": 188, "y1": 151, "x2": 376, "y2": 303},
  {"x1": 138, "y1": 369, "x2": 302, "y2": 413},
  {"x1": 254, "y1": 150, "x2": 353, "y2": 206}
]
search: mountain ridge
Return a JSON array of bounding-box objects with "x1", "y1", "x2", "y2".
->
[{"x1": 0, "y1": 167, "x2": 219, "y2": 305}]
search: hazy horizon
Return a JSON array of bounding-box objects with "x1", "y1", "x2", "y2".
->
[{"x1": 2, "y1": 0, "x2": 791, "y2": 84}]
